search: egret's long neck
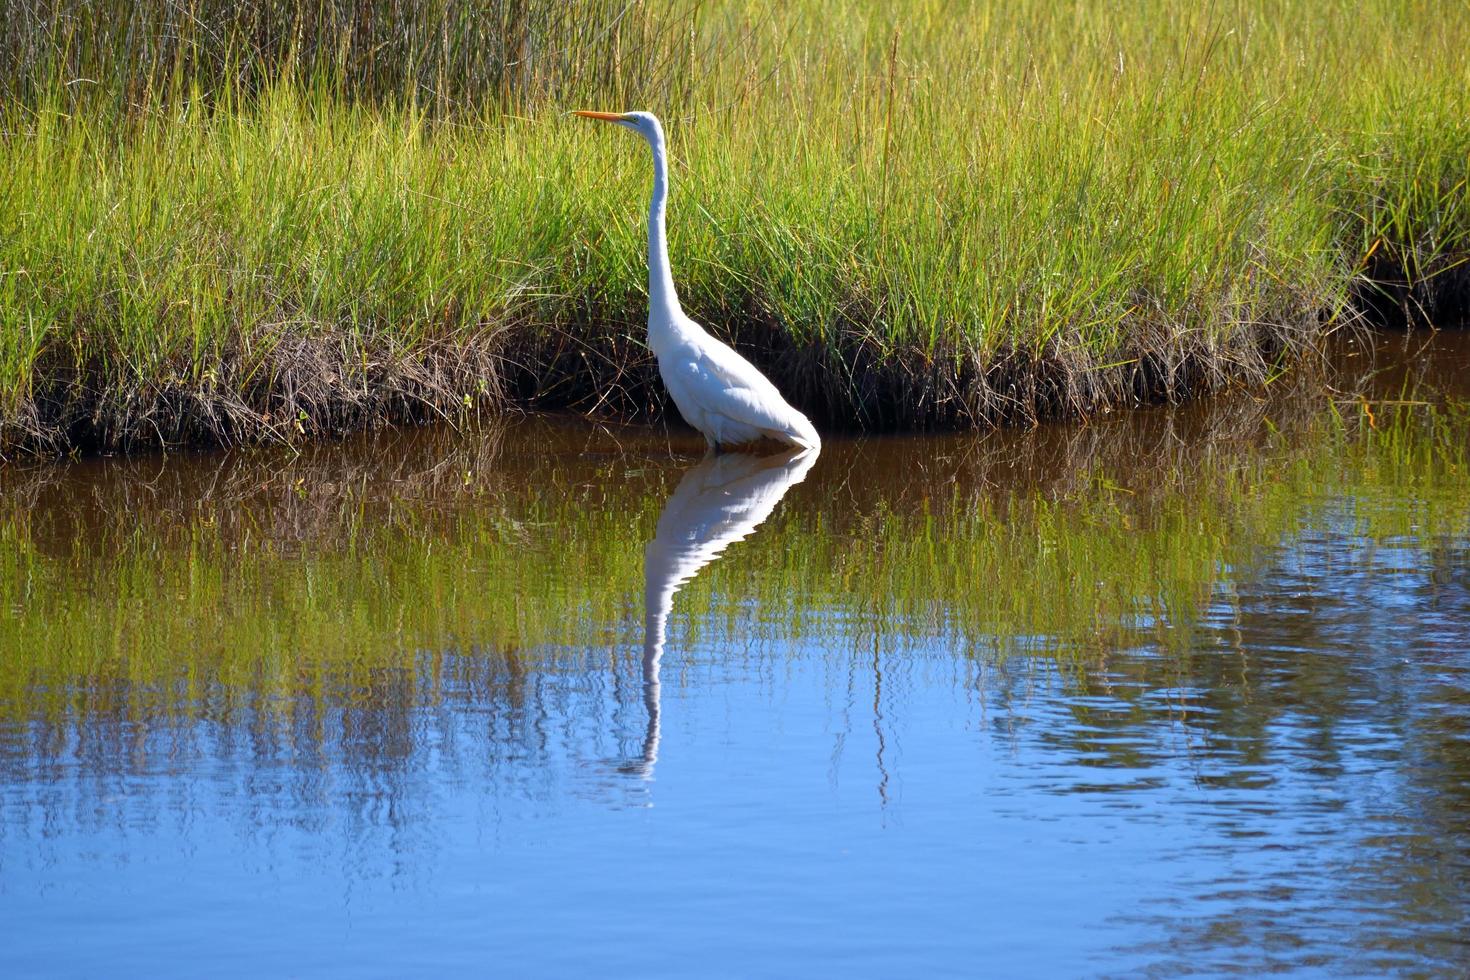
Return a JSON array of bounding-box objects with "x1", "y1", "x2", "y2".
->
[{"x1": 646, "y1": 133, "x2": 680, "y2": 326}]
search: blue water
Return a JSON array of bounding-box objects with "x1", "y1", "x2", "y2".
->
[{"x1": 2, "y1": 415, "x2": 1468, "y2": 977}]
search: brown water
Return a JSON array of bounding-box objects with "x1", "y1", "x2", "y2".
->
[{"x1": 0, "y1": 331, "x2": 1468, "y2": 976}]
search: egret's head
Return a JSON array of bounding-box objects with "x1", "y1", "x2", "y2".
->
[{"x1": 572, "y1": 110, "x2": 663, "y2": 144}]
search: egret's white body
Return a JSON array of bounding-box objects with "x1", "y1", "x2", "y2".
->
[{"x1": 574, "y1": 110, "x2": 820, "y2": 452}]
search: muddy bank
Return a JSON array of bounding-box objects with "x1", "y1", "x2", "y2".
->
[
  {"x1": 4, "y1": 265, "x2": 1466, "y2": 459},
  {"x1": 1355, "y1": 249, "x2": 1470, "y2": 330}
]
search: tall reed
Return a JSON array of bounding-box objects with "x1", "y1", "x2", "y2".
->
[{"x1": 0, "y1": 0, "x2": 1466, "y2": 452}]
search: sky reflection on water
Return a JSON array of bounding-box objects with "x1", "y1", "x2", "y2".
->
[{"x1": 2, "y1": 335, "x2": 1469, "y2": 976}]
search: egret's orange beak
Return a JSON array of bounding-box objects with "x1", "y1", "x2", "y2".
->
[{"x1": 572, "y1": 110, "x2": 629, "y2": 123}]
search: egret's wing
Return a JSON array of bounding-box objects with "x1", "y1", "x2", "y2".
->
[{"x1": 682, "y1": 322, "x2": 819, "y2": 445}]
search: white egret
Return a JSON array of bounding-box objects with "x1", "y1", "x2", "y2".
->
[{"x1": 573, "y1": 110, "x2": 820, "y2": 452}]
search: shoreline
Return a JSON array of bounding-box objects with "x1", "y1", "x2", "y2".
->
[
  {"x1": 4, "y1": 271, "x2": 1464, "y2": 459},
  {"x1": 7, "y1": 299, "x2": 1466, "y2": 462}
]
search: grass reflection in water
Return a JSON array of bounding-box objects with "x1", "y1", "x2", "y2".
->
[{"x1": 0, "y1": 375, "x2": 1466, "y2": 736}]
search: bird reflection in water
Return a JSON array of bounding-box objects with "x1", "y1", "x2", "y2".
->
[{"x1": 624, "y1": 447, "x2": 820, "y2": 779}]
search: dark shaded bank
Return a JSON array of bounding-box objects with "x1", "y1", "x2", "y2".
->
[
  {"x1": 1356, "y1": 250, "x2": 1470, "y2": 331},
  {"x1": 511, "y1": 306, "x2": 1307, "y2": 434},
  {"x1": 0, "y1": 313, "x2": 1299, "y2": 454},
  {"x1": 6, "y1": 260, "x2": 1464, "y2": 459},
  {"x1": 12, "y1": 331, "x2": 506, "y2": 458}
]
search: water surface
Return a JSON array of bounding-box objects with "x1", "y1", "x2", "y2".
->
[{"x1": 2, "y1": 332, "x2": 1469, "y2": 976}]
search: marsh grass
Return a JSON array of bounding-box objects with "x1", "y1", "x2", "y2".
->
[{"x1": 0, "y1": 0, "x2": 1467, "y2": 451}]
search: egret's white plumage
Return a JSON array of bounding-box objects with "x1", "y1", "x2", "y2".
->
[{"x1": 573, "y1": 110, "x2": 820, "y2": 452}]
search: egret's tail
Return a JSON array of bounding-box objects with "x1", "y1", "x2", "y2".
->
[{"x1": 786, "y1": 411, "x2": 821, "y2": 451}]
